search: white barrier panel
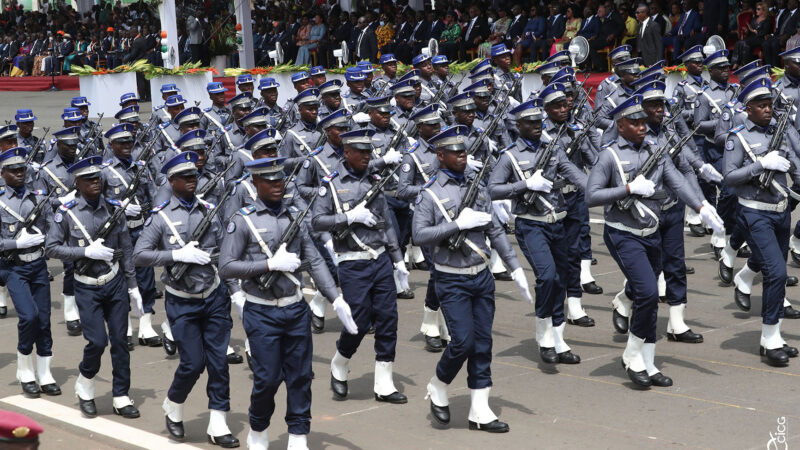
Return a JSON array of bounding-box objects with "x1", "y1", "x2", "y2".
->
[{"x1": 79, "y1": 72, "x2": 138, "y2": 119}]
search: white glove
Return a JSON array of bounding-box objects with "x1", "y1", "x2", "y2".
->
[
  {"x1": 382, "y1": 147, "x2": 402, "y2": 165},
  {"x1": 29, "y1": 162, "x2": 41, "y2": 171},
  {"x1": 332, "y1": 295, "x2": 358, "y2": 334},
  {"x1": 266, "y1": 243, "x2": 301, "y2": 272},
  {"x1": 699, "y1": 201, "x2": 725, "y2": 234},
  {"x1": 352, "y1": 112, "x2": 370, "y2": 123},
  {"x1": 525, "y1": 169, "x2": 553, "y2": 192},
  {"x1": 85, "y1": 238, "x2": 114, "y2": 261},
  {"x1": 394, "y1": 261, "x2": 410, "y2": 291},
  {"x1": 58, "y1": 190, "x2": 76, "y2": 205},
  {"x1": 128, "y1": 288, "x2": 144, "y2": 317},
  {"x1": 511, "y1": 267, "x2": 534, "y2": 304},
  {"x1": 467, "y1": 154, "x2": 484, "y2": 171},
  {"x1": 324, "y1": 239, "x2": 338, "y2": 267},
  {"x1": 345, "y1": 203, "x2": 377, "y2": 227},
  {"x1": 15, "y1": 228, "x2": 45, "y2": 249},
  {"x1": 698, "y1": 163, "x2": 723, "y2": 183},
  {"x1": 492, "y1": 200, "x2": 511, "y2": 224},
  {"x1": 124, "y1": 202, "x2": 142, "y2": 217},
  {"x1": 171, "y1": 241, "x2": 211, "y2": 265},
  {"x1": 760, "y1": 151, "x2": 791, "y2": 172},
  {"x1": 231, "y1": 290, "x2": 246, "y2": 320},
  {"x1": 627, "y1": 175, "x2": 656, "y2": 197},
  {"x1": 454, "y1": 207, "x2": 492, "y2": 230}
]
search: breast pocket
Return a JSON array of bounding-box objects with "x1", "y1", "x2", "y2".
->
[{"x1": 105, "y1": 176, "x2": 127, "y2": 197}]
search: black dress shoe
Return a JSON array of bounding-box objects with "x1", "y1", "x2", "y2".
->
[
  {"x1": 397, "y1": 289, "x2": 415, "y2": 299},
  {"x1": 493, "y1": 271, "x2": 512, "y2": 281},
  {"x1": 567, "y1": 316, "x2": 595, "y2": 327},
  {"x1": 166, "y1": 416, "x2": 184, "y2": 440},
  {"x1": 737, "y1": 246, "x2": 751, "y2": 258},
  {"x1": 688, "y1": 223, "x2": 706, "y2": 237},
  {"x1": 792, "y1": 250, "x2": 800, "y2": 266},
  {"x1": 66, "y1": 320, "x2": 82, "y2": 336},
  {"x1": 21, "y1": 381, "x2": 40, "y2": 398},
  {"x1": 414, "y1": 260, "x2": 429, "y2": 271},
  {"x1": 784, "y1": 305, "x2": 800, "y2": 319},
  {"x1": 139, "y1": 336, "x2": 163, "y2": 347},
  {"x1": 734, "y1": 288, "x2": 751, "y2": 311},
  {"x1": 310, "y1": 314, "x2": 324, "y2": 334},
  {"x1": 79, "y1": 398, "x2": 97, "y2": 418},
  {"x1": 163, "y1": 337, "x2": 176, "y2": 356},
  {"x1": 226, "y1": 352, "x2": 243, "y2": 364},
  {"x1": 207, "y1": 434, "x2": 240, "y2": 448},
  {"x1": 760, "y1": 346, "x2": 790, "y2": 366},
  {"x1": 784, "y1": 345, "x2": 799, "y2": 358},
  {"x1": 375, "y1": 391, "x2": 408, "y2": 404},
  {"x1": 367, "y1": 326, "x2": 376, "y2": 334},
  {"x1": 126, "y1": 336, "x2": 135, "y2": 351},
  {"x1": 155, "y1": 289, "x2": 164, "y2": 299},
  {"x1": 557, "y1": 350, "x2": 581, "y2": 364},
  {"x1": 612, "y1": 309, "x2": 629, "y2": 334},
  {"x1": 787, "y1": 276, "x2": 799, "y2": 287},
  {"x1": 713, "y1": 247, "x2": 723, "y2": 260},
  {"x1": 539, "y1": 347, "x2": 558, "y2": 364},
  {"x1": 667, "y1": 329, "x2": 704, "y2": 343},
  {"x1": 113, "y1": 404, "x2": 140, "y2": 419},
  {"x1": 468, "y1": 419, "x2": 509, "y2": 433},
  {"x1": 591, "y1": 258, "x2": 598, "y2": 265},
  {"x1": 718, "y1": 260, "x2": 733, "y2": 285},
  {"x1": 685, "y1": 266, "x2": 695, "y2": 275},
  {"x1": 40, "y1": 383, "x2": 61, "y2": 396},
  {"x1": 650, "y1": 372, "x2": 673, "y2": 387},
  {"x1": 425, "y1": 335, "x2": 444, "y2": 352},
  {"x1": 626, "y1": 368, "x2": 652, "y2": 387},
  {"x1": 581, "y1": 282, "x2": 603, "y2": 295},
  {"x1": 658, "y1": 296, "x2": 667, "y2": 303},
  {"x1": 330, "y1": 374, "x2": 348, "y2": 399},
  {"x1": 0, "y1": 306, "x2": 6, "y2": 317},
  {"x1": 430, "y1": 401, "x2": 450, "y2": 425},
  {"x1": 246, "y1": 352, "x2": 253, "y2": 370}
]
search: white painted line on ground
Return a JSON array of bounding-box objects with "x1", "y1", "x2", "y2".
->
[{"x1": 1, "y1": 394, "x2": 202, "y2": 449}]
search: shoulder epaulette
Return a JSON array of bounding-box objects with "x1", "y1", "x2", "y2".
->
[
  {"x1": 106, "y1": 198, "x2": 122, "y2": 207},
  {"x1": 40, "y1": 159, "x2": 52, "y2": 168},
  {"x1": 49, "y1": 137, "x2": 57, "y2": 144},
  {"x1": 198, "y1": 198, "x2": 215, "y2": 209},
  {"x1": 645, "y1": 139, "x2": 657, "y2": 146},
  {"x1": 730, "y1": 124, "x2": 745, "y2": 134},
  {"x1": 204, "y1": 106, "x2": 212, "y2": 112},
  {"x1": 31, "y1": 189, "x2": 46, "y2": 196},
  {"x1": 498, "y1": 143, "x2": 515, "y2": 155},
  {"x1": 154, "y1": 105, "x2": 164, "y2": 110},
  {"x1": 239, "y1": 204, "x2": 256, "y2": 215},
  {"x1": 159, "y1": 121, "x2": 171, "y2": 129},
  {"x1": 59, "y1": 200, "x2": 77, "y2": 211},
  {"x1": 678, "y1": 80, "x2": 687, "y2": 86},
  {"x1": 234, "y1": 173, "x2": 249, "y2": 185},
  {"x1": 422, "y1": 175, "x2": 437, "y2": 189},
  {"x1": 731, "y1": 82, "x2": 740, "y2": 88},
  {"x1": 224, "y1": 124, "x2": 233, "y2": 132},
  {"x1": 405, "y1": 141, "x2": 420, "y2": 153},
  {"x1": 601, "y1": 139, "x2": 616, "y2": 149},
  {"x1": 726, "y1": 100, "x2": 737, "y2": 109},
  {"x1": 0, "y1": 188, "x2": 5, "y2": 196},
  {"x1": 150, "y1": 200, "x2": 169, "y2": 213}
]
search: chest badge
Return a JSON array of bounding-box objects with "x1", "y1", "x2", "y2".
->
[
  {"x1": 169, "y1": 236, "x2": 178, "y2": 244},
  {"x1": 8, "y1": 224, "x2": 15, "y2": 232}
]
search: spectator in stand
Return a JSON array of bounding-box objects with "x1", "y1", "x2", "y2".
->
[
  {"x1": 557, "y1": 4, "x2": 583, "y2": 51},
  {"x1": 297, "y1": 14, "x2": 325, "y2": 65},
  {"x1": 376, "y1": 14, "x2": 395, "y2": 57},
  {"x1": 506, "y1": 4, "x2": 527, "y2": 49},
  {"x1": 514, "y1": 4, "x2": 547, "y2": 65},
  {"x1": 410, "y1": 10, "x2": 431, "y2": 57},
  {"x1": 460, "y1": 4, "x2": 490, "y2": 61},
  {"x1": 650, "y1": 2, "x2": 672, "y2": 36},
  {"x1": 354, "y1": 15, "x2": 377, "y2": 63},
  {"x1": 764, "y1": 0, "x2": 800, "y2": 66},
  {"x1": 187, "y1": 14, "x2": 203, "y2": 63},
  {"x1": 589, "y1": 3, "x2": 624, "y2": 71},
  {"x1": 440, "y1": 10, "x2": 462, "y2": 63},
  {"x1": 293, "y1": 15, "x2": 312, "y2": 64},
  {"x1": 732, "y1": 1, "x2": 773, "y2": 67},
  {"x1": 620, "y1": 4, "x2": 638, "y2": 44},
  {"x1": 637, "y1": 3, "x2": 664, "y2": 66},
  {"x1": 664, "y1": 0, "x2": 703, "y2": 62},
  {"x1": 577, "y1": 5, "x2": 600, "y2": 40},
  {"x1": 488, "y1": 8, "x2": 512, "y2": 52},
  {"x1": 787, "y1": 17, "x2": 800, "y2": 47},
  {"x1": 394, "y1": 10, "x2": 415, "y2": 64},
  {"x1": 429, "y1": 10, "x2": 445, "y2": 41},
  {"x1": 542, "y1": 4, "x2": 566, "y2": 59}
]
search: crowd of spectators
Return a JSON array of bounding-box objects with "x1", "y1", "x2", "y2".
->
[{"x1": 2, "y1": 0, "x2": 800, "y2": 77}]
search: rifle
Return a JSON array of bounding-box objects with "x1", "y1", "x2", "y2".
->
[
  {"x1": 287, "y1": 147, "x2": 324, "y2": 183},
  {"x1": 757, "y1": 98, "x2": 794, "y2": 191},
  {"x1": 2, "y1": 189, "x2": 58, "y2": 263},
  {"x1": 571, "y1": 87, "x2": 593, "y2": 118},
  {"x1": 616, "y1": 124, "x2": 702, "y2": 212},
  {"x1": 465, "y1": 76, "x2": 522, "y2": 157},
  {"x1": 166, "y1": 184, "x2": 237, "y2": 282},
  {"x1": 331, "y1": 165, "x2": 401, "y2": 243},
  {"x1": 520, "y1": 123, "x2": 570, "y2": 207},
  {"x1": 445, "y1": 150, "x2": 494, "y2": 256},
  {"x1": 196, "y1": 161, "x2": 236, "y2": 199},
  {"x1": 428, "y1": 73, "x2": 455, "y2": 108},
  {"x1": 82, "y1": 113, "x2": 104, "y2": 147},
  {"x1": 73, "y1": 136, "x2": 159, "y2": 276},
  {"x1": 565, "y1": 113, "x2": 601, "y2": 159},
  {"x1": 256, "y1": 171, "x2": 340, "y2": 291},
  {"x1": 274, "y1": 100, "x2": 295, "y2": 132},
  {"x1": 25, "y1": 127, "x2": 50, "y2": 164}
]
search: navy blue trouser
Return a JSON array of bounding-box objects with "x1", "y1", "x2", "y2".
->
[
  {"x1": 386, "y1": 195, "x2": 412, "y2": 254},
  {"x1": 0, "y1": 258, "x2": 52, "y2": 356},
  {"x1": 698, "y1": 139, "x2": 719, "y2": 207},
  {"x1": 62, "y1": 261, "x2": 74, "y2": 296},
  {"x1": 244, "y1": 299, "x2": 312, "y2": 434},
  {"x1": 74, "y1": 273, "x2": 130, "y2": 396},
  {"x1": 336, "y1": 253, "x2": 398, "y2": 361},
  {"x1": 514, "y1": 217, "x2": 567, "y2": 325},
  {"x1": 660, "y1": 202, "x2": 688, "y2": 306},
  {"x1": 564, "y1": 191, "x2": 589, "y2": 298},
  {"x1": 604, "y1": 227, "x2": 662, "y2": 343},
  {"x1": 435, "y1": 268, "x2": 495, "y2": 389},
  {"x1": 165, "y1": 286, "x2": 231, "y2": 411},
  {"x1": 421, "y1": 246, "x2": 439, "y2": 310},
  {"x1": 130, "y1": 229, "x2": 157, "y2": 314},
  {"x1": 739, "y1": 207, "x2": 790, "y2": 325}
]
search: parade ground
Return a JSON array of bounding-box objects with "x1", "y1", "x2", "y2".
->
[{"x1": 0, "y1": 91, "x2": 797, "y2": 450}]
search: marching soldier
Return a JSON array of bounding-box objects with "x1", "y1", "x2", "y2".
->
[
  {"x1": 219, "y1": 156, "x2": 341, "y2": 450},
  {"x1": 200, "y1": 82, "x2": 232, "y2": 135},
  {"x1": 153, "y1": 84, "x2": 181, "y2": 123},
  {"x1": 312, "y1": 129, "x2": 409, "y2": 405},
  {"x1": 154, "y1": 94, "x2": 188, "y2": 155},
  {"x1": 220, "y1": 92, "x2": 255, "y2": 155},
  {"x1": 488, "y1": 98, "x2": 586, "y2": 364},
  {"x1": 225, "y1": 107, "x2": 270, "y2": 185},
  {"x1": 310, "y1": 65, "x2": 327, "y2": 87},
  {"x1": 413, "y1": 54, "x2": 438, "y2": 102},
  {"x1": 71, "y1": 97, "x2": 102, "y2": 148},
  {"x1": 597, "y1": 58, "x2": 641, "y2": 131},
  {"x1": 390, "y1": 79, "x2": 419, "y2": 127},
  {"x1": 0, "y1": 125, "x2": 19, "y2": 151},
  {"x1": 119, "y1": 92, "x2": 140, "y2": 109},
  {"x1": 14, "y1": 110, "x2": 42, "y2": 162},
  {"x1": 466, "y1": 79, "x2": 511, "y2": 149},
  {"x1": 490, "y1": 44, "x2": 522, "y2": 103},
  {"x1": 0, "y1": 147, "x2": 60, "y2": 398},
  {"x1": 722, "y1": 78, "x2": 800, "y2": 367},
  {"x1": 134, "y1": 152, "x2": 239, "y2": 447},
  {"x1": 432, "y1": 55, "x2": 453, "y2": 89},
  {"x1": 585, "y1": 95, "x2": 723, "y2": 388},
  {"x1": 414, "y1": 125, "x2": 531, "y2": 432},
  {"x1": 374, "y1": 54, "x2": 399, "y2": 90},
  {"x1": 236, "y1": 74, "x2": 256, "y2": 96},
  {"x1": 45, "y1": 156, "x2": 143, "y2": 418},
  {"x1": 42, "y1": 109, "x2": 83, "y2": 162},
  {"x1": 593, "y1": 45, "x2": 632, "y2": 112},
  {"x1": 256, "y1": 78, "x2": 283, "y2": 122},
  {"x1": 342, "y1": 68, "x2": 369, "y2": 112},
  {"x1": 276, "y1": 72, "x2": 314, "y2": 130},
  {"x1": 279, "y1": 88, "x2": 323, "y2": 171},
  {"x1": 356, "y1": 62, "x2": 378, "y2": 96},
  {"x1": 35, "y1": 126, "x2": 82, "y2": 337},
  {"x1": 101, "y1": 124, "x2": 160, "y2": 351},
  {"x1": 318, "y1": 80, "x2": 344, "y2": 121}
]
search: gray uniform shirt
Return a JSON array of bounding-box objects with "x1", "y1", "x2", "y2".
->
[
  {"x1": 0, "y1": 187, "x2": 49, "y2": 253},
  {"x1": 397, "y1": 138, "x2": 438, "y2": 201}
]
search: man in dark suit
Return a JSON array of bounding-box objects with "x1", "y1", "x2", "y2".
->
[
  {"x1": 505, "y1": 4, "x2": 527, "y2": 47},
  {"x1": 395, "y1": 10, "x2": 415, "y2": 64},
  {"x1": 429, "y1": 11, "x2": 445, "y2": 41},
  {"x1": 577, "y1": 6, "x2": 600, "y2": 39},
  {"x1": 541, "y1": 4, "x2": 566, "y2": 59},
  {"x1": 649, "y1": 3, "x2": 670, "y2": 36},
  {"x1": 460, "y1": 4, "x2": 490, "y2": 60},
  {"x1": 589, "y1": 3, "x2": 624, "y2": 71},
  {"x1": 764, "y1": 0, "x2": 800, "y2": 66},
  {"x1": 702, "y1": 0, "x2": 728, "y2": 39},
  {"x1": 410, "y1": 10, "x2": 431, "y2": 57},
  {"x1": 664, "y1": 0, "x2": 702, "y2": 62},
  {"x1": 355, "y1": 16, "x2": 378, "y2": 63},
  {"x1": 636, "y1": 4, "x2": 663, "y2": 66}
]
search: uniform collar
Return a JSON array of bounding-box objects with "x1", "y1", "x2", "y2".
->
[
  {"x1": 335, "y1": 160, "x2": 367, "y2": 181},
  {"x1": 436, "y1": 168, "x2": 470, "y2": 187},
  {"x1": 253, "y1": 196, "x2": 289, "y2": 216},
  {"x1": 76, "y1": 194, "x2": 106, "y2": 211},
  {"x1": 516, "y1": 136, "x2": 540, "y2": 151},
  {"x1": 617, "y1": 136, "x2": 649, "y2": 152},
  {"x1": 745, "y1": 118, "x2": 773, "y2": 132},
  {"x1": 710, "y1": 79, "x2": 729, "y2": 90},
  {"x1": 4, "y1": 185, "x2": 27, "y2": 199}
]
